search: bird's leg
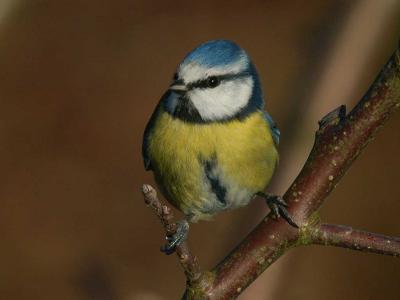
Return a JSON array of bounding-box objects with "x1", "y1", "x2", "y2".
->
[
  {"x1": 256, "y1": 192, "x2": 298, "y2": 228},
  {"x1": 161, "y1": 219, "x2": 189, "y2": 255}
]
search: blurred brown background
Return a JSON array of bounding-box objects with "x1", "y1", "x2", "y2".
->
[{"x1": 1, "y1": 1, "x2": 399, "y2": 299}]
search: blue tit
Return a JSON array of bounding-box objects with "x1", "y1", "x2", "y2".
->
[{"x1": 142, "y1": 40, "x2": 297, "y2": 254}]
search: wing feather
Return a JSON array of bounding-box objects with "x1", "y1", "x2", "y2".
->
[
  {"x1": 263, "y1": 111, "x2": 280, "y2": 146},
  {"x1": 142, "y1": 99, "x2": 164, "y2": 170}
]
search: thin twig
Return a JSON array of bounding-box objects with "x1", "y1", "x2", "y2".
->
[
  {"x1": 141, "y1": 184, "x2": 203, "y2": 284},
  {"x1": 311, "y1": 224, "x2": 400, "y2": 257}
]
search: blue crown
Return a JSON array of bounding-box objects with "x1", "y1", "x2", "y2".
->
[
  {"x1": 181, "y1": 40, "x2": 248, "y2": 68},
  {"x1": 179, "y1": 40, "x2": 264, "y2": 111}
]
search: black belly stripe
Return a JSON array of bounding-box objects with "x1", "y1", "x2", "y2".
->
[{"x1": 204, "y1": 159, "x2": 227, "y2": 205}]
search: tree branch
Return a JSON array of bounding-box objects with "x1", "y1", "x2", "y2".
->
[
  {"x1": 196, "y1": 43, "x2": 400, "y2": 300},
  {"x1": 142, "y1": 43, "x2": 400, "y2": 299},
  {"x1": 311, "y1": 224, "x2": 400, "y2": 257}
]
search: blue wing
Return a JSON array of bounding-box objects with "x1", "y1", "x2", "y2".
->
[{"x1": 263, "y1": 111, "x2": 280, "y2": 146}]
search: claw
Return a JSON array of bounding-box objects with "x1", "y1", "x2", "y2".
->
[
  {"x1": 257, "y1": 192, "x2": 298, "y2": 228},
  {"x1": 160, "y1": 220, "x2": 189, "y2": 255},
  {"x1": 273, "y1": 195, "x2": 288, "y2": 208}
]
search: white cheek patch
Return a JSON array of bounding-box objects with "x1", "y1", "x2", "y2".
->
[
  {"x1": 179, "y1": 57, "x2": 248, "y2": 84},
  {"x1": 188, "y1": 77, "x2": 253, "y2": 120}
]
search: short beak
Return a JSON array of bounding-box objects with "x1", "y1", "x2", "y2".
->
[{"x1": 169, "y1": 83, "x2": 187, "y2": 92}]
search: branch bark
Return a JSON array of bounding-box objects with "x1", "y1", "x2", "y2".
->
[
  {"x1": 142, "y1": 43, "x2": 400, "y2": 299},
  {"x1": 311, "y1": 224, "x2": 400, "y2": 257}
]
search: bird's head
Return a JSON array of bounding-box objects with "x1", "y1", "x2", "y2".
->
[{"x1": 163, "y1": 40, "x2": 263, "y2": 123}]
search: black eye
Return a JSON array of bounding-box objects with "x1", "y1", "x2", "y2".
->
[
  {"x1": 173, "y1": 73, "x2": 179, "y2": 81},
  {"x1": 207, "y1": 76, "x2": 220, "y2": 88}
]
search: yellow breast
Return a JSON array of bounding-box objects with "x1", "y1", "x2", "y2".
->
[{"x1": 148, "y1": 109, "x2": 278, "y2": 220}]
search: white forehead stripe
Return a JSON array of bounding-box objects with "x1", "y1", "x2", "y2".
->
[{"x1": 178, "y1": 56, "x2": 249, "y2": 84}]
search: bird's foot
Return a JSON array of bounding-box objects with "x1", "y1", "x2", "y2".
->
[
  {"x1": 160, "y1": 219, "x2": 189, "y2": 255},
  {"x1": 257, "y1": 192, "x2": 298, "y2": 228}
]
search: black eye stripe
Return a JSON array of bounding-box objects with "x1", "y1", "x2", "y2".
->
[
  {"x1": 188, "y1": 79, "x2": 210, "y2": 89},
  {"x1": 219, "y1": 72, "x2": 251, "y2": 81},
  {"x1": 187, "y1": 72, "x2": 250, "y2": 90}
]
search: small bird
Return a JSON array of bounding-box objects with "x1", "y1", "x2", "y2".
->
[{"x1": 142, "y1": 40, "x2": 297, "y2": 254}]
